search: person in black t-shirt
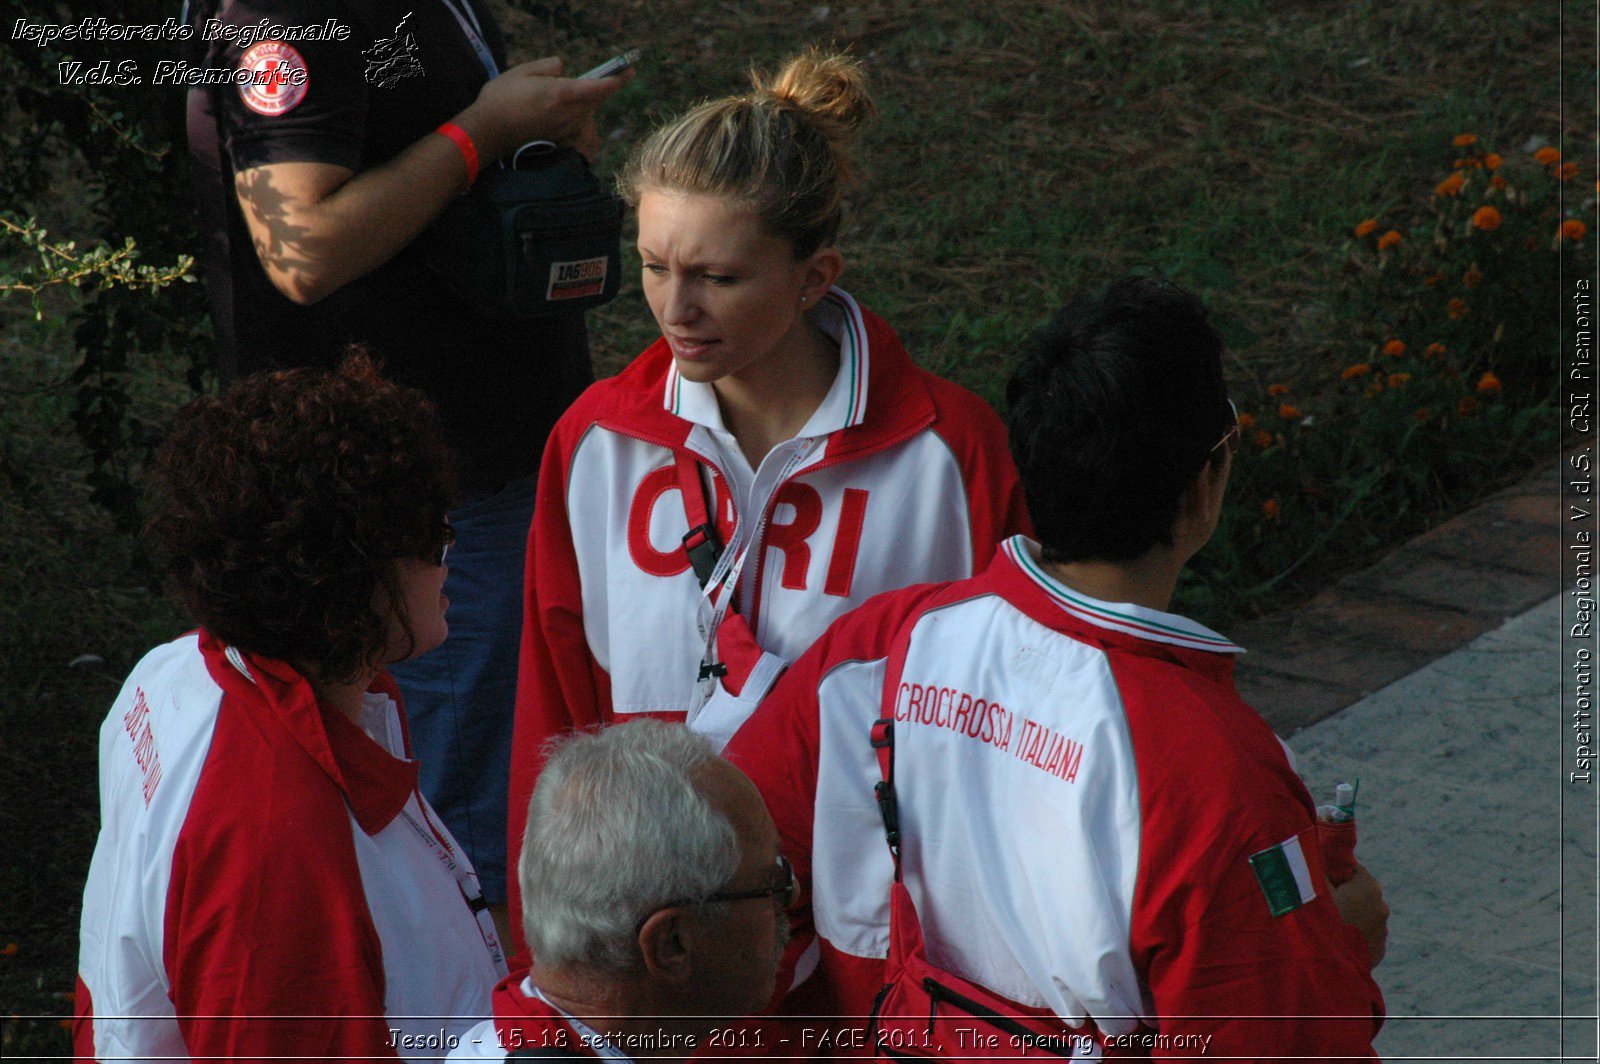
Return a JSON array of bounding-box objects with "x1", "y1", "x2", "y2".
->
[{"x1": 186, "y1": 0, "x2": 628, "y2": 919}]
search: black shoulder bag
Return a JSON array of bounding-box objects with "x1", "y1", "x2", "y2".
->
[{"x1": 423, "y1": 142, "x2": 624, "y2": 320}]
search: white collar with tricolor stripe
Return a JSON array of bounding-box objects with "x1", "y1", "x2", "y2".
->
[
  {"x1": 660, "y1": 286, "x2": 871, "y2": 436},
  {"x1": 1002, "y1": 536, "x2": 1244, "y2": 655},
  {"x1": 529, "y1": 982, "x2": 635, "y2": 1062}
]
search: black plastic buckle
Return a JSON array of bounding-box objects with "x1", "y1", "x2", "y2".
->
[
  {"x1": 870, "y1": 718, "x2": 893, "y2": 748},
  {"x1": 697, "y1": 660, "x2": 728, "y2": 681},
  {"x1": 874, "y1": 779, "x2": 900, "y2": 849},
  {"x1": 682, "y1": 523, "x2": 722, "y2": 589}
]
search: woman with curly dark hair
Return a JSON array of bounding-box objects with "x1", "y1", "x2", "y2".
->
[{"x1": 74, "y1": 355, "x2": 507, "y2": 1063}]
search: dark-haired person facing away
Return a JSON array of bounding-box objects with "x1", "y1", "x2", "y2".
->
[
  {"x1": 726, "y1": 276, "x2": 1387, "y2": 1058},
  {"x1": 75, "y1": 357, "x2": 506, "y2": 1062}
]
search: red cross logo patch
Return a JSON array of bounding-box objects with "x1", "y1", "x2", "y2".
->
[{"x1": 237, "y1": 41, "x2": 309, "y2": 116}]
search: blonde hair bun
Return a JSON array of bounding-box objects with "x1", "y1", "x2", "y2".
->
[
  {"x1": 756, "y1": 49, "x2": 876, "y2": 166},
  {"x1": 622, "y1": 48, "x2": 875, "y2": 255}
]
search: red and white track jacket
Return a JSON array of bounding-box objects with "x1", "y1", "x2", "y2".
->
[
  {"x1": 448, "y1": 974, "x2": 609, "y2": 1061},
  {"x1": 508, "y1": 289, "x2": 1029, "y2": 947},
  {"x1": 75, "y1": 631, "x2": 506, "y2": 1063},
  {"x1": 724, "y1": 537, "x2": 1385, "y2": 1058}
]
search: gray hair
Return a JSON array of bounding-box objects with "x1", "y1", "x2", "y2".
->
[{"x1": 519, "y1": 720, "x2": 741, "y2": 973}]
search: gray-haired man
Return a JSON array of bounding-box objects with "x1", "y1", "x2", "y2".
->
[{"x1": 450, "y1": 720, "x2": 790, "y2": 1061}]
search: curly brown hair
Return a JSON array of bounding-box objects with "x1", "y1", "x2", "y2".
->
[{"x1": 146, "y1": 354, "x2": 456, "y2": 683}]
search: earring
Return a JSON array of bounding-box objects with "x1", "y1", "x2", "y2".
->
[{"x1": 799, "y1": 293, "x2": 808, "y2": 305}]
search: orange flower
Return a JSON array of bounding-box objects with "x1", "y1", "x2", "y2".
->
[
  {"x1": 1341, "y1": 363, "x2": 1372, "y2": 380},
  {"x1": 1267, "y1": 383, "x2": 1290, "y2": 396},
  {"x1": 1462, "y1": 266, "x2": 1484, "y2": 289},
  {"x1": 1422, "y1": 272, "x2": 1444, "y2": 287},
  {"x1": 1388, "y1": 372, "x2": 1411, "y2": 388},
  {"x1": 1381, "y1": 339, "x2": 1406, "y2": 357},
  {"x1": 1434, "y1": 172, "x2": 1466, "y2": 197},
  {"x1": 1452, "y1": 157, "x2": 1481, "y2": 170},
  {"x1": 1561, "y1": 219, "x2": 1588, "y2": 242},
  {"x1": 1261, "y1": 499, "x2": 1280, "y2": 521},
  {"x1": 1559, "y1": 162, "x2": 1579, "y2": 180},
  {"x1": 1483, "y1": 153, "x2": 1502, "y2": 170},
  {"x1": 1452, "y1": 133, "x2": 1478, "y2": 148},
  {"x1": 1364, "y1": 381, "x2": 1384, "y2": 398},
  {"x1": 1447, "y1": 298, "x2": 1469, "y2": 319},
  {"x1": 1412, "y1": 407, "x2": 1432, "y2": 423},
  {"x1": 1377, "y1": 229, "x2": 1402, "y2": 250},
  {"x1": 1424, "y1": 342, "x2": 1447, "y2": 359},
  {"x1": 1457, "y1": 395, "x2": 1480, "y2": 417},
  {"x1": 1488, "y1": 174, "x2": 1507, "y2": 190},
  {"x1": 1353, "y1": 218, "x2": 1378, "y2": 238},
  {"x1": 1236, "y1": 411, "x2": 1256, "y2": 429},
  {"x1": 1476, "y1": 371, "x2": 1502, "y2": 396},
  {"x1": 1470, "y1": 206, "x2": 1502, "y2": 231},
  {"x1": 1278, "y1": 403, "x2": 1302, "y2": 420},
  {"x1": 1251, "y1": 428, "x2": 1273, "y2": 449},
  {"x1": 1534, "y1": 146, "x2": 1562, "y2": 165},
  {"x1": 1, "y1": 943, "x2": 16, "y2": 957}
]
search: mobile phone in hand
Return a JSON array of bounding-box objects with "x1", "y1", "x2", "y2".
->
[{"x1": 579, "y1": 48, "x2": 640, "y2": 80}]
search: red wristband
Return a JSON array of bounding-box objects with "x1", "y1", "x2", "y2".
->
[{"x1": 436, "y1": 122, "x2": 479, "y2": 188}]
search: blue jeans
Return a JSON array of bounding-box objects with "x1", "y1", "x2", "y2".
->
[{"x1": 388, "y1": 476, "x2": 536, "y2": 904}]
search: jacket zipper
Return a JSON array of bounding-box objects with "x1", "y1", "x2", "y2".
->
[{"x1": 744, "y1": 409, "x2": 936, "y2": 636}]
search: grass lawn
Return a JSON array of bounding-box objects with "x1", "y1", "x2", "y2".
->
[{"x1": 0, "y1": 0, "x2": 1591, "y2": 1053}]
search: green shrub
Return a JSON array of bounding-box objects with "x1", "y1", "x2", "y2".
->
[{"x1": 1184, "y1": 136, "x2": 1579, "y2": 616}]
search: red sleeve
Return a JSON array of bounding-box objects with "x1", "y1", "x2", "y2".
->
[
  {"x1": 163, "y1": 704, "x2": 396, "y2": 1062},
  {"x1": 723, "y1": 637, "x2": 825, "y2": 1000},
  {"x1": 506, "y1": 415, "x2": 613, "y2": 956},
  {"x1": 1118, "y1": 653, "x2": 1384, "y2": 1060},
  {"x1": 925, "y1": 374, "x2": 1033, "y2": 560},
  {"x1": 726, "y1": 582, "x2": 948, "y2": 1007}
]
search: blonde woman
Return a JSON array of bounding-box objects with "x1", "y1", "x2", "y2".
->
[{"x1": 506, "y1": 50, "x2": 1029, "y2": 949}]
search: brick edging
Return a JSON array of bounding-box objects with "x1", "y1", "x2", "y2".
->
[{"x1": 1234, "y1": 455, "x2": 1568, "y2": 736}]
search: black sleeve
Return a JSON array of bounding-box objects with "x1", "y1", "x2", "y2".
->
[{"x1": 201, "y1": 0, "x2": 370, "y2": 171}]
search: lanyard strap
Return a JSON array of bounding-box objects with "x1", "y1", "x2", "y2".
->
[
  {"x1": 399, "y1": 804, "x2": 507, "y2": 970},
  {"x1": 686, "y1": 438, "x2": 820, "y2": 708},
  {"x1": 440, "y1": 0, "x2": 498, "y2": 77}
]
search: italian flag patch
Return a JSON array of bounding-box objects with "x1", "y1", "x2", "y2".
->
[{"x1": 1249, "y1": 831, "x2": 1318, "y2": 916}]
